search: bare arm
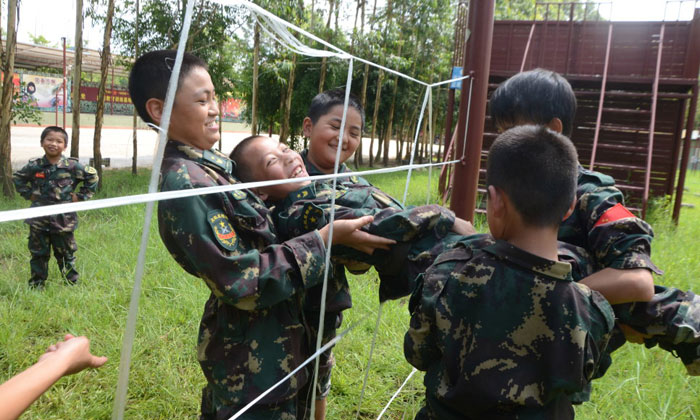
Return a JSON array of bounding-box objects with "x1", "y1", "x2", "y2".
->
[
  {"x1": 578, "y1": 267, "x2": 654, "y2": 304},
  {"x1": 0, "y1": 335, "x2": 107, "y2": 420}
]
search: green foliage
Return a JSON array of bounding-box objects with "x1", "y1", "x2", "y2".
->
[
  {"x1": 26, "y1": 33, "x2": 55, "y2": 47},
  {"x1": 11, "y1": 82, "x2": 42, "y2": 125}
]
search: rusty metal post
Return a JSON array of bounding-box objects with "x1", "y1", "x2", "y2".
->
[
  {"x1": 62, "y1": 37, "x2": 67, "y2": 129},
  {"x1": 672, "y1": 84, "x2": 699, "y2": 223},
  {"x1": 642, "y1": 23, "x2": 666, "y2": 219},
  {"x1": 450, "y1": 0, "x2": 495, "y2": 222}
]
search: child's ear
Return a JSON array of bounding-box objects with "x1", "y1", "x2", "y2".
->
[
  {"x1": 302, "y1": 117, "x2": 314, "y2": 138},
  {"x1": 562, "y1": 197, "x2": 576, "y2": 221},
  {"x1": 487, "y1": 185, "x2": 506, "y2": 218},
  {"x1": 546, "y1": 118, "x2": 563, "y2": 134},
  {"x1": 145, "y1": 98, "x2": 165, "y2": 125}
]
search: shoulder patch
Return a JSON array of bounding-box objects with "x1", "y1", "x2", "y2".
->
[
  {"x1": 84, "y1": 165, "x2": 97, "y2": 174},
  {"x1": 350, "y1": 175, "x2": 359, "y2": 184},
  {"x1": 593, "y1": 203, "x2": 636, "y2": 228},
  {"x1": 232, "y1": 189, "x2": 247, "y2": 200},
  {"x1": 302, "y1": 202, "x2": 325, "y2": 230},
  {"x1": 207, "y1": 210, "x2": 238, "y2": 251}
]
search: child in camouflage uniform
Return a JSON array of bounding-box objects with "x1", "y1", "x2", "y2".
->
[
  {"x1": 405, "y1": 125, "x2": 615, "y2": 419},
  {"x1": 489, "y1": 68, "x2": 700, "y2": 376},
  {"x1": 128, "y1": 50, "x2": 392, "y2": 420},
  {"x1": 12, "y1": 126, "x2": 98, "y2": 288},
  {"x1": 230, "y1": 134, "x2": 473, "y2": 419}
]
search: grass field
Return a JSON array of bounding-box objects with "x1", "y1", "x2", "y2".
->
[{"x1": 0, "y1": 168, "x2": 698, "y2": 419}]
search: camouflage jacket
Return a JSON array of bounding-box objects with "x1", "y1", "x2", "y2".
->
[
  {"x1": 404, "y1": 234, "x2": 615, "y2": 419},
  {"x1": 157, "y1": 140, "x2": 329, "y2": 407},
  {"x1": 12, "y1": 155, "x2": 98, "y2": 232},
  {"x1": 273, "y1": 181, "x2": 456, "y2": 304},
  {"x1": 300, "y1": 148, "x2": 372, "y2": 186},
  {"x1": 558, "y1": 166, "x2": 662, "y2": 274}
]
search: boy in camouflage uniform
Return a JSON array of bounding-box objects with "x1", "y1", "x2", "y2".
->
[
  {"x1": 405, "y1": 125, "x2": 615, "y2": 419},
  {"x1": 12, "y1": 126, "x2": 98, "y2": 288},
  {"x1": 230, "y1": 135, "x2": 473, "y2": 418},
  {"x1": 299, "y1": 88, "x2": 372, "y2": 187},
  {"x1": 128, "y1": 50, "x2": 392, "y2": 420},
  {"x1": 489, "y1": 68, "x2": 700, "y2": 375}
]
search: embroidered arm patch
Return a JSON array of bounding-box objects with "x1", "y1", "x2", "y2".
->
[
  {"x1": 207, "y1": 210, "x2": 238, "y2": 251},
  {"x1": 593, "y1": 203, "x2": 636, "y2": 228}
]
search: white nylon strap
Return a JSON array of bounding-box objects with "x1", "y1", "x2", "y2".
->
[{"x1": 111, "y1": 0, "x2": 196, "y2": 418}]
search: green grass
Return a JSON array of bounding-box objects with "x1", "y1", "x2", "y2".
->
[{"x1": 1, "y1": 168, "x2": 699, "y2": 419}]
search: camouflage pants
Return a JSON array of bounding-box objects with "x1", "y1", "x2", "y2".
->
[
  {"x1": 200, "y1": 384, "x2": 297, "y2": 420},
  {"x1": 28, "y1": 227, "x2": 78, "y2": 286},
  {"x1": 613, "y1": 285, "x2": 700, "y2": 375}
]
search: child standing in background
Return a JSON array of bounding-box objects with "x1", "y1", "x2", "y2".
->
[{"x1": 12, "y1": 126, "x2": 99, "y2": 289}]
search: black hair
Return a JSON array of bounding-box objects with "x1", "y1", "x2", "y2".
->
[
  {"x1": 307, "y1": 88, "x2": 365, "y2": 128},
  {"x1": 40, "y1": 126, "x2": 68, "y2": 145},
  {"x1": 486, "y1": 125, "x2": 578, "y2": 227},
  {"x1": 229, "y1": 135, "x2": 266, "y2": 182},
  {"x1": 128, "y1": 50, "x2": 208, "y2": 125},
  {"x1": 489, "y1": 68, "x2": 577, "y2": 136}
]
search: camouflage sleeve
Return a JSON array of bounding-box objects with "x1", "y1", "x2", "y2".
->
[
  {"x1": 159, "y1": 167, "x2": 327, "y2": 311},
  {"x1": 12, "y1": 162, "x2": 37, "y2": 201},
  {"x1": 73, "y1": 162, "x2": 99, "y2": 200},
  {"x1": 404, "y1": 273, "x2": 442, "y2": 371},
  {"x1": 276, "y1": 200, "x2": 357, "y2": 241},
  {"x1": 580, "y1": 186, "x2": 661, "y2": 274}
]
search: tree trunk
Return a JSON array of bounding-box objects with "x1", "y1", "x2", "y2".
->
[
  {"x1": 0, "y1": 0, "x2": 18, "y2": 198},
  {"x1": 70, "y1": 0, "x2": 84, "y2": 158},
  {"x1": 317, "y1": 0, "x2": 333, "y2": 93},
  {"x1": 279, "y1": 54, "x2": 297, "y2": 144},
  {"x1": 368, "y1": 70, "x2": 384, "y2": 167},
  {"x1": 93, "y1": 0, "x2": 115, "y2": 191},
  {"x1": 355, "y1": 62, "x2": 370, "y2": 167},
  {"x1": 251, "y1": 21, "x2": 260, "y2": 135},
  {"x1": 383, "y1": 77, "x2": 399, "y2": 166},
  {"x1": 131, "y1": 0, "x2": 139, "y2": 174}
]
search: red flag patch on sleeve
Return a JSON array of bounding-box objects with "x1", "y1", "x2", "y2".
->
[
  {"x1": 35, "y1": 172, "x2": 45, "y2": 179},
  {"x1": 593, "y1": 203, "x2": 636, "y2": 228}
]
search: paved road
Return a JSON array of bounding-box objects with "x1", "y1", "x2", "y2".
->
[
  {"x1": 10, "y1": 125, "x2": 435, "y2": 171},
  {"x1": 10, "y1": 126, "x2": 256, "y2": 170}
]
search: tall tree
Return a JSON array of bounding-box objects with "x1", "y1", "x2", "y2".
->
[
  {"x1": 70, "y1": 0, "x2": 84, "y2": 158},
  {"x1": 279, "y1": 53, "x2": 297, "y2": 144},
  {"x1": 251, "y1": 21, "x2": 260, "y2": 135},
  {"x1": 0, "y1": 0, "x2": 18, "y2": 197},
  {"x1": 131, "y1": 0, "x2": 139, "y2": 174},
  {"x1": 93, "y1": 0, "x2": 115, "y2": 190},
  {"x1": 317, "y1": 0, "x2": 334, "y2": 93}
]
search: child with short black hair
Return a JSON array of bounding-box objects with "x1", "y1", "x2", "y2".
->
[
  {"x1": 489, "y1": 68, "x2": 700, "y2": 376},
  {"x1": 12, "y1": 126, "x2": 98, "y2": 288},
  {"x1": 300, "y1": 88, "x2": 370, "y2": 186},
  {"x1": 129, "y1": 49, "x2": 392, "y2": 420},
  {"x1": 405, "y1": 125, "x2": 615, "y2": 419}
]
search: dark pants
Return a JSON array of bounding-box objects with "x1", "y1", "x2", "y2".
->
[
  {"x1": 199, "y1": 385, "x2": 297, "y2": 420},
  {"x1": 28, "y1": 226, "x2": 78, "y2": 286}
]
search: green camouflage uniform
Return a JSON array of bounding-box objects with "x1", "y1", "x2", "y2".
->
[
  {"x1": 12, "y1": 155, "x2": 98, "y2": 287},
  {"x1": 300, "y1": 148, "x2": 372, "y2": 186},
  {"x1": 273, "y1": 179, "x2": 455, "y2": 405},
  {"x1": 404, "y1": 234, "x2": 615, "y2": 420},
  {"x1": 560, "y1": 166, "x2": 700, "y2": 375},
  {"x1": 158, "y1": 141, "x2": 330, "y2": 419}
]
